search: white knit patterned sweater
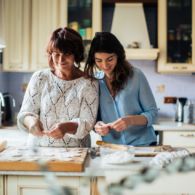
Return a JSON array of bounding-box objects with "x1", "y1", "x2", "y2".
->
[{"x1": 17, "y1": 69, "x2": 99, "y2": 147}]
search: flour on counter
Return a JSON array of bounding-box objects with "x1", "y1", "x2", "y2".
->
[
  {"x1": 101, "y1": 150, "x2": 134, "y2": 165},
  {"x1": 0, "y1": 146, "x2": 83, "y2": 162}
]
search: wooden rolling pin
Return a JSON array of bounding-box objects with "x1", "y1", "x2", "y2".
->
[
  {"x1": 96, "y1": 141, "x2": 174, "y2": 156},
  {"x1": 96, "y1": 141, "x2": 129, "y2": 151},
  {"x1": 0, "y1": 140, "x2": 7, "y2": 152},
  {"x1": 96, "y1": 141, "x2": 156, "y2": 157}
]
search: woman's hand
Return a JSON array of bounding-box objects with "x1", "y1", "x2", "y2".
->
[
  {"x1": 44, "y1": 123, "x2": 66, "y2": 139},
  {"x1": 24, "y1": 116, "x2": 45, "y2": 136},
  {"x1": 110, "y1": 117, "x2": 130, "y2": 132},
  {"x1": 44, "y1": 121, "x2": 78, "y2": 139},
  {"x1": 95, "y1": 121, "x2": 111, "y2": 136},
  {"x1": 110, "y1": 115, "x2": 148, "y2": 131}
]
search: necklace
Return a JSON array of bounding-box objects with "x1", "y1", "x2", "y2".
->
[{"x1": 105, "y1": 76, "x2": 115, "y2": 97}]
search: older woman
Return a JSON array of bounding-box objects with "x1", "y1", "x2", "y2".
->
[{"x1": 18, "y1": 27, "x2": 98, "y2": 147}]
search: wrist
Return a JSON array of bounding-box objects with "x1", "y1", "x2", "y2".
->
[
  {"x1": 24, "y1": 115, "x2": 39, "y2": 130},
  {"x1": 126, "y1": 115, "x2": 133, "y2": 126}
]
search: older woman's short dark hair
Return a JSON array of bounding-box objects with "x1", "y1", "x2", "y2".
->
[{"x1": 46, "y1": 27, "x2": 84, "y2": 69}]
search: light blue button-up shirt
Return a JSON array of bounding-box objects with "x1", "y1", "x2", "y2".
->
[{"x1": 96, "y1": 67, "x2": 158, "y2": 146}]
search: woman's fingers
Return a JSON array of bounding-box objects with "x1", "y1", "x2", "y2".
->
[
  {"x1": 45, "y1": 128, "x2": 64, "y2": 139},
  {"x1": 44, "y1": 123, "x2": 66, "y2": 139},
  {"x1": 110, "y1": 118, "x2": 128, "y2": 132},
  {"x1": 29, "y1": 124, "x2": 44, "y2": 136},
  {"x1": 95, "y1": 124, "x2": 110, "y2": 136}
]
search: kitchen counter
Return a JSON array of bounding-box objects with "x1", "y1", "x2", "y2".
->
[
  {"x1": 0, "y1": 127, "x2": 152, "y2": 195},
  {"x1": 0, "y1": 127, "x2": 148, "y2": 176},
  {"x1": 0, "y1": 126, "x2": 27, "y2": 147},
  {"x1": 153, "y1": 120, "x2": 195, "y2": 131},
  {"x1": 153, "y1": 119, "x2": 195, "y2": 147},
  {"x1": 1, "y1": 126, "x2": 195, "y2": 195}
]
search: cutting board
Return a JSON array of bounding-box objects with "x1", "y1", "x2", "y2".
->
[{"x1": 0, "y1": 146, "x2": 88, "y2": 172}]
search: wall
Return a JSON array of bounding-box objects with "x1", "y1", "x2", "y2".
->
[
  {"x1": 1, "y1": 62, "x2": 195, "y2": 122},
  {"x1": 0, "y1": 72, "x2": 32, "y2": 116},
  {"x1": 130, "y1": 60, "x2": 195, "y2": 120},
  {"x1": 0, "y1": 72, "x2": 8, "y2": 92}
]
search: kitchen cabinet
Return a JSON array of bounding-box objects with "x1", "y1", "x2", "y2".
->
[
  {"x1": 30, "y1": 0, "x2": 101, "y2": 70},
  {"x1": 0, "y1": 176, "x2": 3, "y2": 195},
  {"x1": 2, "y1": 0, "x2": 101, "y2": 72},
  {"x1": 30, "y1": 0, "x2": 61, "y2": 71},
  {"x1": 2, "y1": 0, "x2": 31, "y2": 71},
  {"x1": 160, "y1": 131, "x2": 195, "y2": 147},
  {"x1": 158, "y1": 0, "x2": 195, "y2": 73},
  {"x1": 3, "y1": 0, "x2": 66, "y2": 72},
  {"x1": 2, "y1": 174, "x2": 195, "y2": 195},
  {"x1": 125, "y1": 48, "x2": 159, "y2": 60},
  {"x1": 67, "y1": 0, "x2": 101, "y2": 40},
  {"x1": 4, "y1": 175, "x2": 90, "y2": 195},
  {"x1": 66, "y1": 0, "x2": 102, "y2": 65},
  {"x1": 102, "y1": 0, "x2": 159, "y2": 60},
  {"x1": 95, "y1": 175, "x2": 195, "y2": 195},
  {"x1": 153, "y1": 121, "x2": 195, "y2": 147}
]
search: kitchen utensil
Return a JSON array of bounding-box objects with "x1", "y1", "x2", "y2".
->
[
  {"x1": 183, "y1": 100, "x2": 194, "y2": 124},
  {"x1": 175, "y1": 97, "x2": 187, "y2": 122},
  {"x1": 96, "y1": 140, "x2": 128, "y2": 151}
]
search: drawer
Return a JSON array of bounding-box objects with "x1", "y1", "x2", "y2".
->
[{"x1": 162, "y1": 131, "x2": 195, "y2": 147}]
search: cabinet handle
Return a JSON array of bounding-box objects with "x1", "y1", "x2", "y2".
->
[{"x1": 180, "y1": 134, "x2": 195, "y2": 137}]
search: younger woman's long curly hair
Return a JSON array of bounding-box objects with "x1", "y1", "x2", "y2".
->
[
  {"x1": 84, "y1": 32, "x2": 133, "y2": 95},
  {"x1": 46, "y1": 27, "x2": 84, "y2": 70}
]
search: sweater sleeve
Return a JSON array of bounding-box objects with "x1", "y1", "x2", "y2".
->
[
  {"x1": 17, "y1": 71, "x2": 44, "y2": 132},
  {"x1": 138, "y1": 70, "x2": 158, "y2": 127},
  {"x1": 67, "y1": 80, "x2": 99, "y2": 139}
]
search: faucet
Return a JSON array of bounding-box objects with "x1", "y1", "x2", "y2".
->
[
  {"x1": 0, "y1": 92, "x2": 5, "y2": 107},
  {"x1": 0, "y1": 92, "x2": 5, "y2": 127},
  {"x1": 2, "y1": 93, "x2": 16, "y2": 107},
  {"x1": 0, "y1": 93, "x2": 16, "y2": 126}
]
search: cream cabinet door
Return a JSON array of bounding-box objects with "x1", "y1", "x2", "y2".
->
[
  {"x1": 5, "y1": 175, "x2": 90, "y2": 195},
  {"x1": 158, "y1": 0, "x2": 195, "y2": 73},
  {"x1": 2, "y1": 0, "x2": 102, "y2": 72},
  {"x1": 0, "y1": 176, "x2": 3, "y2": 195},
  {"x1": 161, "y1": 131, "x2": 195, "y2": 147},
  {"x1": 31, "y1": 0, "x2": 102, "y2": 71},
  {"x1": 30, "y1": 0, "x2": 62, "y2": 71},
  {"x1": 3, "y1": 0, "x2": 31, "y2": 71}
]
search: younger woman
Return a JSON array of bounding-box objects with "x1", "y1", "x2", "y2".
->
[{"x1": 85, "y1": 32, "x2": 158, "y2": 146}]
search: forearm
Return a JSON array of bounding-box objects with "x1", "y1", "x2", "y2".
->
[
  {"x1": 127, "y1": 115, "x2": 148, "y2": 126},
  {"x1": 23, "y1": 115, "x2": 37, "y2": 129}
]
